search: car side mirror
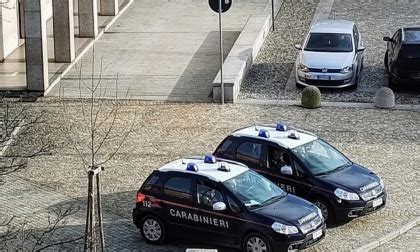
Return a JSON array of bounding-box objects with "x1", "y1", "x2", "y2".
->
[
  {"x1": 280, "y1": 166, "x2": 293, "y2": 176},
  {"x1": 383, "y1": 36, "x2": 393, "y2": 42},
  {"x1": 294, "y1": 44, "x2": 302, "y2": 50},
  {"x1": 356, "y1": 46, "x2": 365, "y2": 52},
  {"x1": 213, "y1": 202, "x2": 227, "y2": 211}
]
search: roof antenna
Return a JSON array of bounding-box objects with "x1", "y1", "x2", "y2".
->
[{"x1": 254, "y1": 123, "x2": 257, "y2": 131}]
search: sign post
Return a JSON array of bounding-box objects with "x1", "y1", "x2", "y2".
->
[
  {"x1": 209, "y1": 0, "x2": 232, "y2": 104},
  {"x1": 218, "y1": 0, "x2": 224, "y2": 104},
  {"x1": 271, "y1": 0, "x2": 275, "y2": 31}
]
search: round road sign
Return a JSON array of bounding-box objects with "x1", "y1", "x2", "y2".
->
[{"x1": 209, "y1": 0, "x2": 232, "y2": 13}]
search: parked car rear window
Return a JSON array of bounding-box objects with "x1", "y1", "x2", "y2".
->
[
  {"x1": 305, "y1": 33, "x2": 353, "y2": 52},
  {"x1": 217, "y1": 138, "x2": 233, "y2": 153},
  {"x1": 164, "y1": 177, "x2": 192, "y2": 202},
  {"x1": 236, "y1": 142, "x2": 262, "y2": 165},
  {"x1": 142, "y1": 174, "x2": 161, "y2": 192}
]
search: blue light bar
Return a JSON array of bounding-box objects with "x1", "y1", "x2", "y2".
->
[
  {"x1": 186, "y1": 163, "x2": 199, "y2": 172},
  {"x1": 258, "y1": 129, "x2": 270, "y2": 138},
  {"x1": 276, "y1": 123, "x2": 287, "y2": 131},
  {"x1": 204, "y1": 154, "x2": 216, "y2": 164}
]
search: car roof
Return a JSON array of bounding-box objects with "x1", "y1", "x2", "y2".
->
[
  {"x1": 402, "y1": 27, "x2": 420, "y2": 44},
  {"x1": 310, "y1": 20, "x2": 355, "y2": 34},
  {"x1": 159, "y1": 158, "x2": 249, "y2": 182},
  {"x1": 232, "y1": 124, "x2": 318, "y2": 149}
]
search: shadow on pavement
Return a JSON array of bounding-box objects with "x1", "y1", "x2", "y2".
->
[{"x1": 168, "y1": 31, "x2": 240, "y2": 102}]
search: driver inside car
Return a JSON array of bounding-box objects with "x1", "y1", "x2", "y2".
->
[{"x1": 270, "y1": 149, "x2": 292, "y2": 171}]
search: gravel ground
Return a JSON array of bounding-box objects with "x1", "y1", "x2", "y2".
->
[
  {"x1": 3, "y1": 99, "x2": 418, "y2": 251},
  {"x1": 240, "y1": 0, "x2": 420, "y2": 104}
]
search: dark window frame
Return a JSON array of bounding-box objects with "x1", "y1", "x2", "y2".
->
[
  {"x1": 235, "y1": 140, "x2": 264, "y2": 166},
  {"x1": 163, "y1": 176, "x2": 193, "y2": 203}
]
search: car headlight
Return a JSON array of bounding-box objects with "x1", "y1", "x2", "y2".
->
[
  {"x1": 316, "y1": 207, "x2": 323, "y2": 220},
  {"x1": 298, "y1": 63, "x2": 309, "y2": 73},
  {"x1": 334, "y1": 188, "x2": 360, "y2": 201},
  {"x1": 379, "y1": 177, "x2": 385, "y2": 189},
  {"x1": 340, "y1": 65, "x2": 353, "y2": 74},
  {"x1": 271, "y1": 222, "x2": 299, "y2": 235}
]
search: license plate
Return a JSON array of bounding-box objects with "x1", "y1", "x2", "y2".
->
[
  {"x1": 372, "y1": 198, "x2": 383, "y2": 208},
  {"x1": 411, "y1": 73, "x2": 420, "y2": 78},
  {"x1": 186, "y1": 250, "x2": 218, "y2": 252},
  {"x1": 312, "y1": 229, "x2": 322, "y2": 240},
  {"x1": 317, "y1": 75, "x2": 331, "y2": 80}
]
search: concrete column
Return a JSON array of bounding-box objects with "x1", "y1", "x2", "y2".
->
[
  {"x1": 24, "y1": 0, "x2": 49, "y2": 92},
  {"x1": 100, "y1": 0, "x2": 119, "y2": 16},
  {"x1": 53, "y1": 0, "x2": 75, "y2": 62},
  {"x1": 78, "y1": 0, "x2": 98, "y2": 38}
]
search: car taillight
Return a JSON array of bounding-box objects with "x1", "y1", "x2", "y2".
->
[{"x1": 136, "y1": 192, "x2": 146, "y2": 203}]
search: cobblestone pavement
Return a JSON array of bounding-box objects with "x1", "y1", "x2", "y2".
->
[
  {"x1": 0, "y1": 99, "x2": 417, "y2": 250},
  {"x1": 240, "y1": 0, "x2": 420, "y2": 104}
]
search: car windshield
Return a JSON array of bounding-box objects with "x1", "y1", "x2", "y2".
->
[
  {"x1": 292, "y1": 139, "x2": 351, "y2": 176},
  {"x1": 305, "y1": 33, "x2": 353, "y2": 52},
  {"x1": 223, "y1": 170, "x2": 287, "y2": 210},
  {"x1": 404, "y1": 30, "x2": 420, "y2": 43}
]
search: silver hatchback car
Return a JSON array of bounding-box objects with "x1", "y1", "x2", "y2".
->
[{"x1": 294, "y1": 20, "x2": 365, "y2": 89}]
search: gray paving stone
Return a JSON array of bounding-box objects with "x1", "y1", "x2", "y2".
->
[{"x1": 0, "y1": 99, "x2": 418, "y2": 250}]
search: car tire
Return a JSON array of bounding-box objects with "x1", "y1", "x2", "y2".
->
[
  {"x1": 360, "y1": 58, "x2": 364, "y2": 72},
  {"x1": 313, "y1": 198, "x2": 334, "y2": 225},
  {"x1": 242, "y1": 232, "x2": 272, "y2": 252},
  {"x1": 140, "y1": 215, "x2": 167, "y2": 245},
  {"x1": 350, "y1": 73, "x2": 358, "y2": 90},
  {"x1": 388, "y1": 74, "x2": 395, "y2": 90}
]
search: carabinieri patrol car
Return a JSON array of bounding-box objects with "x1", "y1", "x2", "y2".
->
[
  {"x1": 133, "y1": 156, "x2": 326, "y2": 252},
  {"x1": 213, "y1": 123, "x2": 387, "y2": 224}
]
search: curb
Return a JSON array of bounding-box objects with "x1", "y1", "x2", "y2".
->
[
  {"x1": 44, "y1": 0, "x2": 134, "y2": 97},
  {"x1": 237, "y1": 98, "x2": 420, "y2": 112},
  {"x1": 353, "y1": 217, "x2": 420, "y2": 251}
]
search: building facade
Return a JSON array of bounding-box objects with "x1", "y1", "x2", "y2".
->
[{"x1": 0, "y1": 0, "x2": 119, "y2": 93}]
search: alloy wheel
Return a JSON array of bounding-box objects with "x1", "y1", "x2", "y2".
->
[
  {"x1": 142, "y1": 219, "x2": 162, "y2": 241},
  {"x1": 246, "y1": 236, "x2": 268, "y2": 252}
]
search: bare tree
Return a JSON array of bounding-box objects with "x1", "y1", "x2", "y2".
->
[
  {"x1": 0, "y1": 98, "x2": 52, "y2": 182},
  {"x1": 59, "y1": 49, "x2": 136, "y2": 251}
]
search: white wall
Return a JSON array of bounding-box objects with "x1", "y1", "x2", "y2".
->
[
  {"x1": 0, "y1": 0, "x2": 19, "y2": 60},
  {"x1": 42, "y1": 0, "x2": 53, "y2": 22},
  {"x1": 0, "y1": 0, "x2": 52, "y2": 61}
]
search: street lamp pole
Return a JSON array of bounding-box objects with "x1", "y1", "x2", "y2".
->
[{"x1": 219, "y1": 0, "x2": 224, "y2": 104}]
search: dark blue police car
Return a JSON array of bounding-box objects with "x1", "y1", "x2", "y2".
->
[
  {"x1": 133, "y1": 156, "x2": 326, "y2": 252},
  {"x1": 213, "y1": 124, "x2": 387, "y2": 223}
]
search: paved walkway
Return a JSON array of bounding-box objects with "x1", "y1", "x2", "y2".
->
[{"x1": 48, "y1": 0, "x2": 270, "y2": 101}]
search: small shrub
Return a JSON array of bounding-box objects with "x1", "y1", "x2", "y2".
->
[{"x1": 301, "y1": 86, "x2": 321, "y2": 109}]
